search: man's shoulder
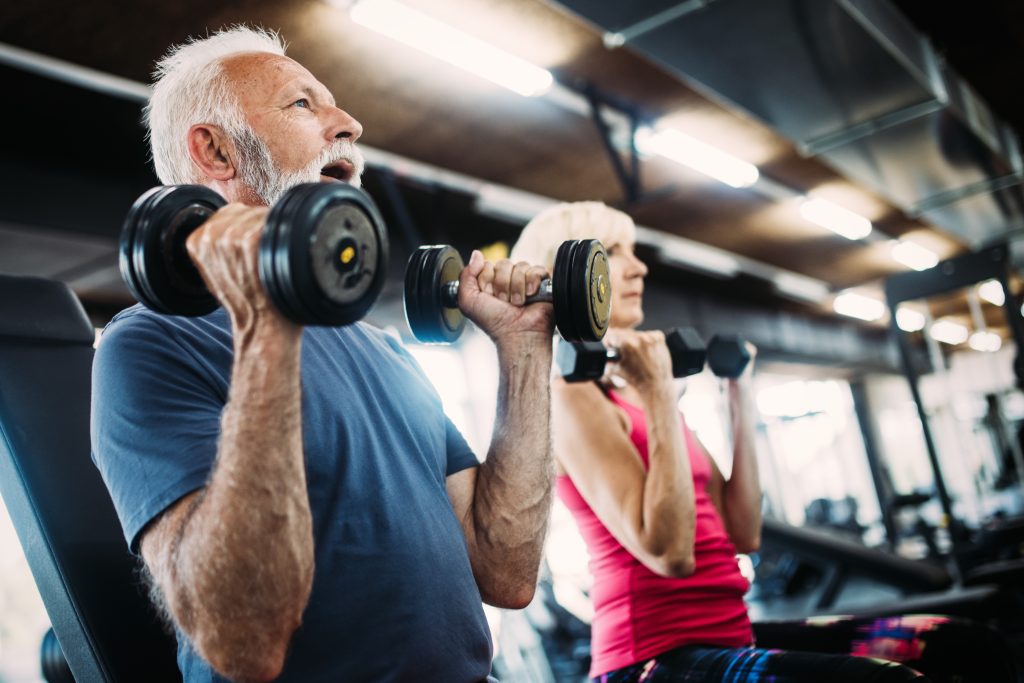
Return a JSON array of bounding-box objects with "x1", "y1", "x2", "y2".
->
[
  {"x1": 106, "y1": 303, "x2": 229, "y2": 332},
  {"x1": 97, "y1": 304, "x2": 231, "y2": 368},
  {"x1": 321, "y1": 321, "x2": 411, "y2": 359},
  {"x1": 102, "y1": 304, "x2": 230, "y2": 339}
]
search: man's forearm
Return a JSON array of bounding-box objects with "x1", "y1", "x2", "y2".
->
[
  {"x1": 471, "y1": 338, "x2": 554, "y2": 607},
  {"x1": 171, "y1": 325, "x2": 314, "y2": 676}
]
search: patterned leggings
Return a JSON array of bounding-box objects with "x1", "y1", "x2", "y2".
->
[{"x1": 594, "y1": 615, "x2": 1017, "y2": 683}]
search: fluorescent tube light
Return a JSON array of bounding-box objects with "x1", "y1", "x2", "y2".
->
[
  {"x1": 969, "y1": 331, "x2": 1002, "y2": 352},
  {"x1": 799, "y1": 198, "x2": 873, "y2": 240},
  {"x1": 634, "y1": 127, "x2": 759, "y2": 188},
  {"x1": 891, "y1": 240, "x2": 938, "y2": 271},
  {"x1": 772, "y1": 272, "x2": 830, "y2": 303},
  {"x1": 659, "y1": 238, "x2": 741, "y2": 279},
  {"x1": 930, "y1": 319, "x2": 969, "y2": 345},
  {"x1": 474, "y1": 183, "x2": 556, "y2": 223},
  {"x1": 978, "y1": 279, "x2": 1005, "y2": 306},
  {"x1": 895, "y1": 306, "x2": 926, "y2": 332},
  {"x1": 833, "y1": 291, "x2": 886, "y2": 321},
  {"x1": 349, "y1": 0, "x2": 553, "y2": 97}
]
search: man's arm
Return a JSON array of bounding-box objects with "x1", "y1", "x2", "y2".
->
[
  {"x1": 139, "y1": 205, "x2": 313, "y2": 683},
  {"x1": 447, "y1": 337, "x2": 554, "y2": 608},
  {"x1": 446, "y1": 251, "x2": 557, "y2": 608}
]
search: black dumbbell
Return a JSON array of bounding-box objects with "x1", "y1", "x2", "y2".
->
[
  {"x1": 706, "y1": 334, "x2": 751, "y2": 378},
  {"x1": 404, "y1": 239, "x2": 611, "y2": 343},
  {"x1": 557, "y1": 328, "x2": 707, "y2": 382},
  {"x1": 119, "y1": 183, "x2": 388, "y2": 326}
]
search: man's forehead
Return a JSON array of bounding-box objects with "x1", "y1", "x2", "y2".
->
[{"x1": 221, "y1": 52, "x2": 333, "y2": 103}]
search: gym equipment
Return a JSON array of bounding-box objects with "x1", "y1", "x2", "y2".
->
[
  {"x1": 0, "y1": 274, "x2": 180, "y2": 682},
  {"x1": 404, "y1": 239, "x2": 611, "y2": 343},
  {"x1": 40, "y1": 628, "x2": 74, "y2": 683},
  {"x1": 556, "y1": 328, "x2": 706, "y2": 382},
  {"x1": 707, "y1": 334, "x2": 752, "y2": 378},
  {"x1": 884, "y1": 242, "x2": 1024, "y2": 560},
  {"x1": 120, "y1": 183, "x2": 388, "y2": 326}
]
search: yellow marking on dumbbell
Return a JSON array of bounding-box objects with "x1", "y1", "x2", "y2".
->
[{"x1": 340, "y1": 245, "x2": 356, "y2": 264}]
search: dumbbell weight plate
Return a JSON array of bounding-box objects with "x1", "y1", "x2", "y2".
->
[
  {"x1": 260, "y1": 183, "x2": 388, "y2": 326},
  {"x1": 707, "y1": 334, "x2": 751, "y2": 378},
  {"x1": 580, "y1": 239, "x2": 611, "y2": 342},
  {"x1": 552, "y1": 240, "x2": 578, "y2": 342},
  {"x1": 404, "y1": 245, "x2": 467, "y2": 343},
  {"x1": 119, "y1": 185, "x2": 226, "y2": 316},
  {"x1": 553, "y1": 239, "x2": 610, "y2": 342}
]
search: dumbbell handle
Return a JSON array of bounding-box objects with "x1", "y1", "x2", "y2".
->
[{"x1": 442, "y1": 279, "x2": 554, "y2": 308}]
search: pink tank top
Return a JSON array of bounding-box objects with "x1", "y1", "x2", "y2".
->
[{"x1": 557, "y1": 389, "x2": 752, "y2": 677}]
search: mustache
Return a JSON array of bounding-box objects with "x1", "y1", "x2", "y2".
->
[{"x1": 310, "y1": 140, "x2": 365, "y2": 181}]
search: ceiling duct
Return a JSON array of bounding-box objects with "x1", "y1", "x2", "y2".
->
[{"x1": 556, "y1": 0, "x2": 1024, "y2": 246}]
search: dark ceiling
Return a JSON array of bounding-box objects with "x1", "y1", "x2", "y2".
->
[
  {"x1": 0, "y1": 0, "x2": 1020, "y2": 352},
  {"x1": 893, "y1": 0, "x2": 1024, "y2": 140}
]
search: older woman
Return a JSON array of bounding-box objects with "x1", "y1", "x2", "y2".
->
[{"x1": 512, "y1": 202, "x2": 1013, "y2": 683}]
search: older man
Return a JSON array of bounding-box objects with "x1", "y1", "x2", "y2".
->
[{"x1": 91, "y1": 27, "x2": 555, "y2": 683}]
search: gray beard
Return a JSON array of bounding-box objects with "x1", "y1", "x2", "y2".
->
[{"x1": 234, "y1": 128, "x2": 363, "y2": 206}]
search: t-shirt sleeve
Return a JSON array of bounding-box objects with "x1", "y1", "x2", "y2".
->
[
  {"x1": 377, "y1": 328, "x2": 480, "y2": 477},
  {"x1": 91, "y1": 314, "x2": 225, "y2": 553},
  {"x1": 445, "y1": 417, "x2": 479, "y2": 476}
]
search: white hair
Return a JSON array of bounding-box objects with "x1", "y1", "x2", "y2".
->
[
  {"x1": 511, "y1": 202, "x2": 636, "y2": 272},
  {"x1": 145, "y1": 26, "x2": 286, "y2": 185}
]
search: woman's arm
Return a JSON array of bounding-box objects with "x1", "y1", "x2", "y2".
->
[
  {"x1": 705, "y1": 373, "x2": 763, "y2": 554},
  {"x1": 553, "y1": 331, "x2": 698, "y2": 577}
]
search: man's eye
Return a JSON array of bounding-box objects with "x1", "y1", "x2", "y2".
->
[{"x1": 293, "y1": 98, "x2": 310, "y2": 109}]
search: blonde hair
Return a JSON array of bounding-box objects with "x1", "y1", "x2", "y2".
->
[{"x1": 510, "y1": 202, "x2": 635, "y2": 271}]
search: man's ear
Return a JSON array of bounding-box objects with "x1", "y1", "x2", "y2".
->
[{"x1": 186, "y1": 124, "x2": 237, "y2": 181}]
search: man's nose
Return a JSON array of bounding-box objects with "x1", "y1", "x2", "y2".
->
[{"x1": 329, "y1": 107, "x2": 363, "y2": 143}]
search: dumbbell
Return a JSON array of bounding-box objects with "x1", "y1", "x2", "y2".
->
[
  {"x1": 557, "y1": 328, "x2": 707, "y2": 382},
  {"x1": 404, "y1": 239, "x2": 611, "y2": 343},
  {"x1": 706, "y1": 334, "x2": 752, "y2": 378},
  {"x1": 119, "y1": 183, "x2": 388, "y2": 325}
]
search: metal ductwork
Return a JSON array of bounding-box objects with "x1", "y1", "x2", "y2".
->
[{"x1": 556, "y1": 0, "x2": 1024, "y2": 247}]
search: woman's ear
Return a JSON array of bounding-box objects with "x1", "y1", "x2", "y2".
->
[{"x1": 186, "y1": 124, "x2": 237, "y2": 181}]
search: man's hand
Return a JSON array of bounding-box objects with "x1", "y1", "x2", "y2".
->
[
  {"x1": 185, "y1": 203, "x2": 299, "y2": 337},
  {"x1": 457, "y1": 250, "x2": 555, "y2": 345}
]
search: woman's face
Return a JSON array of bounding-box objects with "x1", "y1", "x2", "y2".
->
[{"x1": 605, "y1": 237, "x2": 649, "y2": 329}]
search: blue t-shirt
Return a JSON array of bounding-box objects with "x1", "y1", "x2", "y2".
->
[{"x1": 91, "y1": 305, "x2": 493, "y2": 683}]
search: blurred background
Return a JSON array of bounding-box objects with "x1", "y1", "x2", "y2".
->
[{"x1": 2, "y1": 0, "x2": 1024, "y2": 680}]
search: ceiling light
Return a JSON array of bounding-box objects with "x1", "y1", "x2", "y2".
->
[
  {"x1": 895, "y1": 306, "x2": 926, "y2": 332},
  {"x1": 891, "y1": 240, "x2": 938, "y2": 271},
  {"x1": 930, "y1": 319, "x2": 969, "y2": 345},
  {"x1": 772, "y1": 271, "x2": 830, "y2": 303},
  {"x1": 634, "y1": 127, "x2": 759, "y2": 188},
  {"x1": 833, "y1": 291, "x2": 886, "y2": 321},
  {"x1": 799, "y1": 198, "x2": 873, "y2": 240},
  {"x1": 349, "y1": 0, "x2": 553, "y2": 97},
  {"x1": 978, "y1": 279, "x2": 1005, "y2": 307},
  {"x1": 658, "y1": 238, "x2": 741, "y2": 278},
  {"x1": 474, "y1": 184, "x2": 556, "y2": 223},
  {"x1": 969, "y1": 331, "x2": 1002, "y2": 352}
]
